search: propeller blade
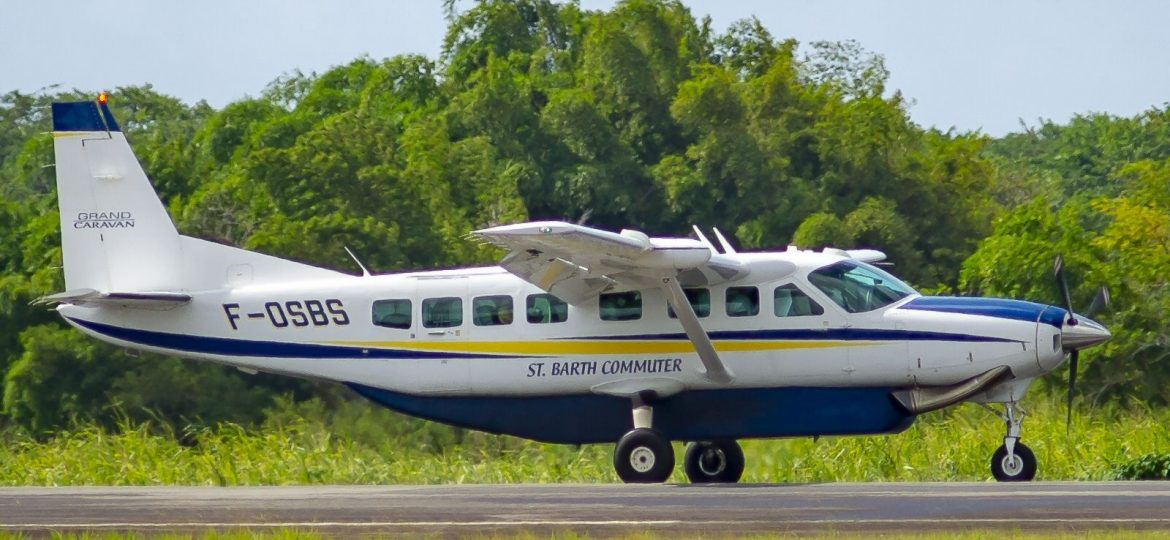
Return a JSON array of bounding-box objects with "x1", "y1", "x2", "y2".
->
[
  {"x1": 1066, "y1": 349, "x2": 1079, "y2": 433},
  {"x1": 1053, "y1": 254, "x2": 1077, "y2": 325},
  {"x1": 1086, "y1": 285, "x2": 1111, "y2": 319}
]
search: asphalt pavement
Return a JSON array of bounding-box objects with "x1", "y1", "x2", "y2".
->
[{"x1": 3, "y1": 482, "x2": 1170, "y2": 536}]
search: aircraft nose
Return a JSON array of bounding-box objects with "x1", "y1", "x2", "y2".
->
[{"x1": 1061, "y1": 314, "x2": 1111, "y2": 351}]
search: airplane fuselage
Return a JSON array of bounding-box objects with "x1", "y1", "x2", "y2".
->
[{"x1": 58, "y1": 255, "x2": 1067, "y2": 443}]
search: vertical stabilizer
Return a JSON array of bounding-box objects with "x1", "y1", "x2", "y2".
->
[{"x1": 52, "y1": 98, "x2": 182, "y2": 292}]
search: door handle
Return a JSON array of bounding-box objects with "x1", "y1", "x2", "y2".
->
[{"x1": 427, "y1": 330, "x2": 447, "y2": 336}]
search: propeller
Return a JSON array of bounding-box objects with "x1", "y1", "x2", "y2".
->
[
  {"x1": 1053, "y1": 254, "x2": 1111, "y2": 432},
  {"x1": 1086, "y1": 286, "x2": 1111, "y2": 319},
  {"x1": 1053, "y1": 254, "x2": 1076, "y2": 326}
]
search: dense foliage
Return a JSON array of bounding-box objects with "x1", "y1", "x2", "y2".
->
[{"x1": 0, "y1": 0, "x2": 1167, "y2": 436}]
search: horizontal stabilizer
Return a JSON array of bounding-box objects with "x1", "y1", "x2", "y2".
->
[{"x1": 34, "y1": 288, "x2": 191, "y2": 309}]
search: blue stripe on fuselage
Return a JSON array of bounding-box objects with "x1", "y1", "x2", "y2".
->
[
  {"x1": 569, "y1": 328, "x2": 1021, "y2": 343},
  {"x1": 66, "y1": 317, "x2": 487, "y2": 360},
  {"x1": 65, "y1": 314, "x2": 1022, "y2": 361},
  {"x1": 900, "y1": 296, "x2": 1066, "y2": 328}
]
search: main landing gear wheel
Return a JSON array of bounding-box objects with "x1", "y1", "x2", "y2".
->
[
  {"x1": 614, "y1": 428, "x2": 674, "y2": 483},
  {"x1": 991, "y1": 442, "x2": 1037, "y2": 481},
  {"x1": 684, "y1": 440, "x2": 745, "y2": 484}
]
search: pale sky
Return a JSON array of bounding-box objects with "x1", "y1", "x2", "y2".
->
[{"x1": 3, "y1": 1, "x2": 1168, "y2": 136}]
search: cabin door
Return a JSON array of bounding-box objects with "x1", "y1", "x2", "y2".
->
[{"x1": 412, "y1": 276, "x2": 470, "y2": 393}]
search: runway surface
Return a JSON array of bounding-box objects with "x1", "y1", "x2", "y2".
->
[{"x1": 3, "y1": 483, "x2": 1170, "y2": 535}]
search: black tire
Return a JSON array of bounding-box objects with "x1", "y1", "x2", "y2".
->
[
  {"x1": 684, "y1": 440, "x2": 745, "y2": 484},
  {"x1": 614, "y1": 428, "x2": 675, "y2": 483},
  {"x1": 991, "y1": 442, "x2": 1037, "y2": 481}
]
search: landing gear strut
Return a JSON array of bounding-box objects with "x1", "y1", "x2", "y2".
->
[
  {"x1": 990, "y1": 402, "x2": 1037, "y2": 481},
  {"x1": 612, "y1": 396, "x2": 747, "y2": 484},
  {"x1": 614, "y1": 428, "x2": 674, "y2": 483},
  {"x1": 613, "y1": 396, "x2": 674, "y2": 483}
]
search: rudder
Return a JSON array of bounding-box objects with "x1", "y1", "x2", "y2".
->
[
  {"x1": 51, "y1": 96, "x2": 348, "y2": 294},
  {"x1": 53, "y1": 98, "x2": 183, "y2": 292}
]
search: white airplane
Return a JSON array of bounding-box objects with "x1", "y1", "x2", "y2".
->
[{"x1": 41, "y1": 95, "x2": 1111, "y2": 483}]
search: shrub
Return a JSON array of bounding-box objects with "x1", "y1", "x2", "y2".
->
[{"x1": 1114, "y1": 453, "x2": 1170, "y2": 480}]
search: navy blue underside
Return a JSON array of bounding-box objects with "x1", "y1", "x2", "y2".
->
[{"x1": 348, "y1": 383, "x2": 915, "y2": 444}]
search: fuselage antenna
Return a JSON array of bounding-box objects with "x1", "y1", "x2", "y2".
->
[
  {"x1": 712, "y1": 228, "x2": 738, "y2": 255},
  {"x1": 344, "y1": 246, "x2": 372, "y2": 277},
  {"x1": 691, "y1": 225, "x2": 719, "y2": 254}
]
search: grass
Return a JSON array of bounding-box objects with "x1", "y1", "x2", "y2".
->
[{"x1": 0, "y1": 394, "x2": 1166, "y2": 485}]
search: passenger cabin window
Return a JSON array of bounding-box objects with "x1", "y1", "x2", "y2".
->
[
  {"x1": 372, "y1": 299, "x2": 412, "y2": 329},
  {"x1": 774, "y1": 284, "x2": 824, "y2": 317},
  {"x1": 725, "y1": 286, "x2": 760, "y2": 317},
  {"x1": 473, "y1": 295, "x2": 513, "y2": 326},
  {"x1": 808, "y1": 260, "x2": 916, "y2": 313},
  {"x1": 422, "y1": 297, "x2": 463, "y2": 328},
  {"x1": 599, "y1": 291, "x2": 642, "y2": 321},
  {"x1": 667, "y1": 288, "x2": 710, "y2": 318},
  {"x1": 527, "y1": 294, "x2": 568, "y2": 324}
]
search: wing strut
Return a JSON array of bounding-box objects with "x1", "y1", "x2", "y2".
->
[{"x1": 659, "y1": 276, "x2": 735, "y2": 384}]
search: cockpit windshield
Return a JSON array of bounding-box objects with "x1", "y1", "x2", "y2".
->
[{"x1": 807, "y1": 260, "x2": 917, "y2": 313}]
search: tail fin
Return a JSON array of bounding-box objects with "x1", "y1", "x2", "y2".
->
[
  {"x1": 52, "y1": 99, "x2": 182, "y2": 291},
  {"x1": 51, "y1": 96, "x2": 344, "y2": 293}
]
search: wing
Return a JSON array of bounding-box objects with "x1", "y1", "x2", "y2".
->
[
  {"x1": 473, "y1": 221, "x2": 746, "y2": 303},
  {"x1": 473, "y1": 221, "x2": 744, "y2": 383}
]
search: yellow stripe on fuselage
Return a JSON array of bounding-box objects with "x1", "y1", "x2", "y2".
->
[{"x1": 322, "y1": 339, "x2": 880, "y2": 356}]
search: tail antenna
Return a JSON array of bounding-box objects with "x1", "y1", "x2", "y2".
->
[
  {"x1": 344, "y1": 246, "x2": 372, "y2": 277},
  {"x1": 712, "y1": 228, "x2": 738, "y2": 255}
]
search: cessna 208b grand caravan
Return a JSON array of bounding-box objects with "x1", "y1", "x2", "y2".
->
[{"x1": 42, "y1": 96, "x2": 1111, "y2": 483}]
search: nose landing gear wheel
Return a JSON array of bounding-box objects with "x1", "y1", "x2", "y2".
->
[
  {"x1": 684, "y1": 440, "x2": 745, "y2": 483},
  {"x1": 614, "y1": 428, "x2": 674, "y2": 483},
  {"x1": 991, "y1": 442, "x2": 1037, "y2": 481}
]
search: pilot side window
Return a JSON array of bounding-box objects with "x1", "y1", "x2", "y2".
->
[
  {"x1": 422, "y1": 297, "x2": 463, "y2": 328},
  {"x1": 773, "y1": 284, "x2": 824, "y2": 317},
  {"x1": 667, "y1": 288, "x2": 710, "y2": 318},
  {"x1": 473, "y1": 295, "x2": 514, "y2": 326},
  {"x1": 725, "y1": 286, "x2": 760, "y2": 317},
  {"x1": 599, "y1": 291, "x2": 642, "y2": 321},
  {"x1": 808, "y1": 260, "x2": 916, "y2": 313},
  {"x1": 372, "y1": 299, "x2": 412, "y2": 329},
  {"x1": 527, "y1": 293, "x2": 568, "y2": 324}
]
